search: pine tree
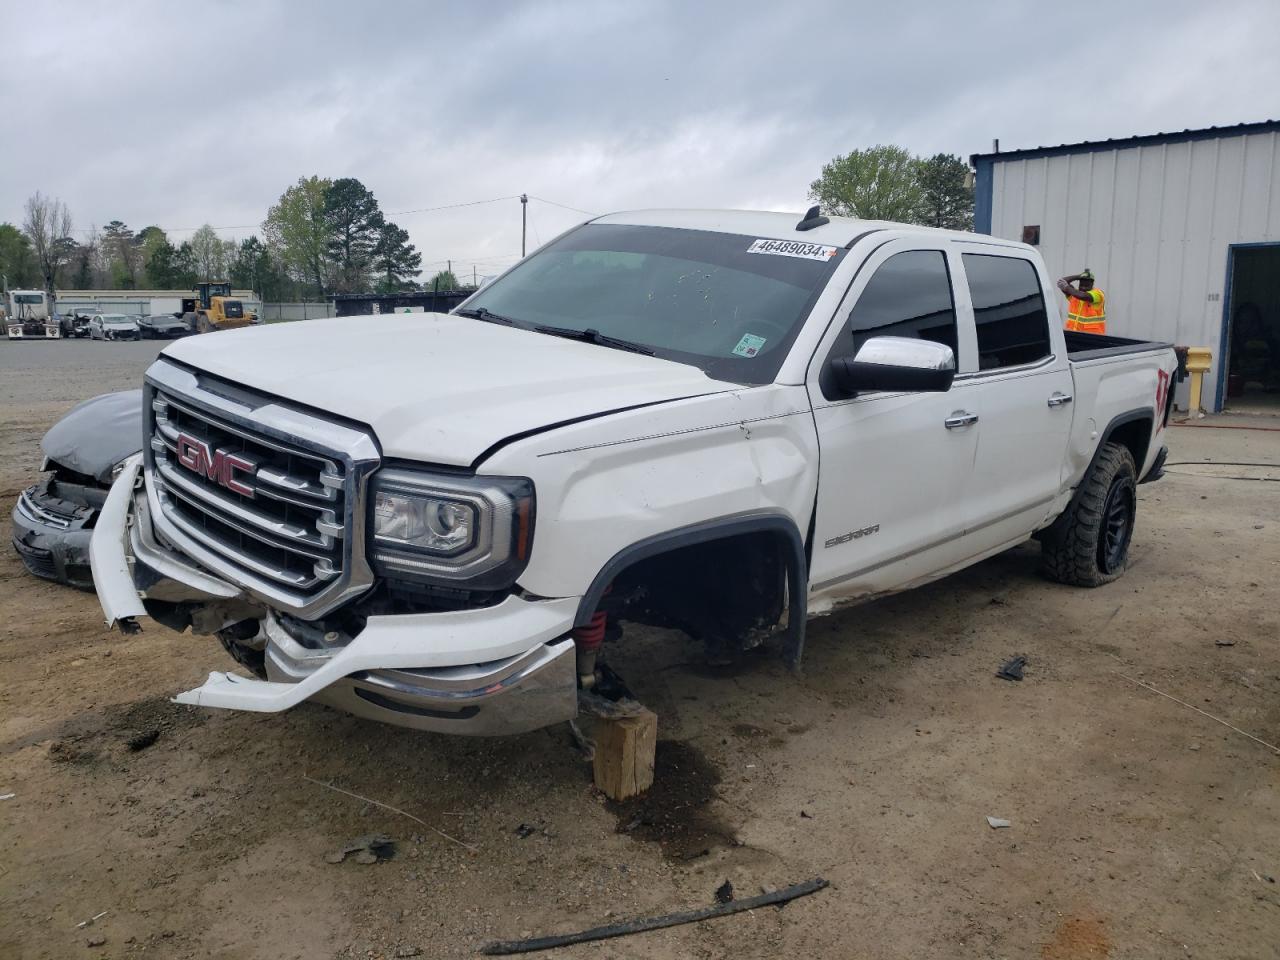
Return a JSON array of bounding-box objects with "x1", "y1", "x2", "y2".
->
[{"x1": 373, "y1": 222, "x2": 422, "y2": 293}]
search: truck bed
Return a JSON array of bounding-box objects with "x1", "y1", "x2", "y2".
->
[{"x1": 1064, "y1": 330, "x2": 1172, "y2": 362}]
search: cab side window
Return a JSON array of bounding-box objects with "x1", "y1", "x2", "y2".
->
[
  {"x1": 821, "y1": 250, "x2": 958, "y2": 399},
  {"x1": 962, "y1": 254, "x2": 1051, "y2": 370}
]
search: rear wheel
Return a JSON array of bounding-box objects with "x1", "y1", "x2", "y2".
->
[{"x1": 1040, "y1": 442, "x2": 1137, "y2": 587}]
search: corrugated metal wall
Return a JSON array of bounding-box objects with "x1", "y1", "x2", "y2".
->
[{"x1": 986, "y1": 130, "x2": 1280, "y2": 408}]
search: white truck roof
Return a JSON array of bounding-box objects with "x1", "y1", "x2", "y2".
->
[{"x1": 593, "y1": 208, "x2": 1022, "y2": 250}]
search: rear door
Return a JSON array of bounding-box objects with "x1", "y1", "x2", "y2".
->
[
  {"x1": 952, "y1": 248, "x2": 1075, "y2": 549},
  {"x1": 806, "y1": 240, "x2": 985, "y2": 604}
]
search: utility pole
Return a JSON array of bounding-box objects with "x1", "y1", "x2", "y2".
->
[
  {"x1": 520, "y1": 193, "x2": 528, "y2": 257},
  {"x1": 447, "y1": 260, "x2": 452, "y2": 290},
  {"x1": 472, "y1": 265, "x2": 477, "y2": 288}
]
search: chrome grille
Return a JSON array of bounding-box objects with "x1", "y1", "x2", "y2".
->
[{"x1": 144, "y1": 359, "x2": 380, "y2": 619}]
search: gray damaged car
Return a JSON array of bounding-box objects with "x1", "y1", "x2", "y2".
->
[{"x1": 12, "y1": 390, "x2": 142, "y2": 588}]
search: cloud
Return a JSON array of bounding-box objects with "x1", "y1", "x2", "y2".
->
[{"x1": 2, "y1": 0, "x2": 1276, "y2": 278}]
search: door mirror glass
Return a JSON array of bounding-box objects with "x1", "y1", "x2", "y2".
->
[{"x1": 827, "y1": 335, "x2": 956, "y2": 397}]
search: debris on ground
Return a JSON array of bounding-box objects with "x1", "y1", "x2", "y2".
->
[
  {"x1": 567, "y1": 719, "x2": 595, "y2": 760},
  {"x1": 514, "y1": 823, "x2": 537, "y2": 839},
  {"x1": 302, "y1": 775, "x2": 478, "y2": 852},
  {"x1": 73, "y1": 911, "x2": 107, "y2": 930},
  {"x1": 800, "y1": 809, "x2": 814, "y2": 819},
  {"x1": 676, "y1": 848, "x2": 710, "y2": 862},
  {"x1": 324, "y1": 835, "x2": 397, "y2": 865},
  {"x1": 1118, "y1": 674, "x2": 1280, "y2": 756},
  {"x1": 0, "y1": 792, "x2": 14, "y2": 801},
  {"x1": 618, "y1": 815, "x2": 644, "y2": 834},
  {"x1": 986, "y1": 817, "x2": 1012, "y2": 829},
  {"x1": 49, "y1": 740, "x2": 94, "y2": 764},
  {"x1": 1215, "y1": 638, "x2": 1236, "y2": 647},
  {"x1": 481, "y1": 877, "x2": 829, "y2": 955},
  {"x1": 996, "y1": 656, "x2": 1027, "y2": 681},
  {"x1": 125, "y1": 729, "x2": 160, "y2": 751},
  {"x1": 714, "y1": 880, "x2": 734, "y2": 904},
  {"x1": 86, "y1": 935, "x2": 106, "y2": 947}
]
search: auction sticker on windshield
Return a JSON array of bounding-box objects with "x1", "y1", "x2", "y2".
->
[
  {"x1": 732, "y1": 333, "x2": 767, "y2": 358},
  {"x1": 746, "y1": 238, "x2": 839, "y2": 261}
]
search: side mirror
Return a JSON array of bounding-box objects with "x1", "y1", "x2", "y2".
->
[{"x1": 827, "y1": 336, "x2": 956, "y2": 398}]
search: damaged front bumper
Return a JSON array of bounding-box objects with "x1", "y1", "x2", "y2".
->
[{"x1": 89, "y1": 456, "x2": 581, "y2": 735}]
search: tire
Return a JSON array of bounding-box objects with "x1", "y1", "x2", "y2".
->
[{"x1": 1040, "y1": 442, "x2": 1137, "y2": 587}]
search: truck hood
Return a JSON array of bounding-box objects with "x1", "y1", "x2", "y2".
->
[{"x1": 159, "y1": 313, "x2": 736, "y2": 466}]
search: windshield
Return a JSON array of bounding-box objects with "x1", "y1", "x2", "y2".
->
[
  {"x1": 458, "y1": 223, "x2": 843, "y2": 383},
  {"x1": 102, "y1": 315, "x2": 133, "y2": 325},
  {"x1": 14, "y1": 293, "x2": 43, "y2": 304}
]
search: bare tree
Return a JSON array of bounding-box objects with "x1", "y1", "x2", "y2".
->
[{"x1": 23, "y1": 192, "x2": 74, "y2": 301}]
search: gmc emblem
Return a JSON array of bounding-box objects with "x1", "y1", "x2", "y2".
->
[{"x1": 175, "y1": 433, "x2": 255, "y2": 498}]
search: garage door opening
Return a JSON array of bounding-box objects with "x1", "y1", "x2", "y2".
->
[{"x1": 1223, "y1": 243, "x2": 1280, "y2": 415}]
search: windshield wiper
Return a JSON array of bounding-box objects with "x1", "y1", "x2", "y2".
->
[
  {"x1": 532, "y1": 324, "x2": 655, "y2": 356},
  {"x1": 455, "y1": 306, "x2": 523, "y2": 327}
]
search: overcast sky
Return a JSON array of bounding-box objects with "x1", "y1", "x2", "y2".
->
[{"x1": 3, "y1": 0, "x2": 1277, "y2": 279}]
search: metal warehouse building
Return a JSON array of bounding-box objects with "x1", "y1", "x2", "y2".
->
[{"x1": 972, "y1": 120, "x2": 1280, "y2": 413}]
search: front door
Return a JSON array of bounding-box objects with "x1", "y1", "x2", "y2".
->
[{"x1": 806, "y1": 241, "x2": 983, "y2": 607}]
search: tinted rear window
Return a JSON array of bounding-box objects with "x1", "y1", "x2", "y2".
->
[{"x1": 962, "y1": 254, "x2": 1051, "y2": 370}]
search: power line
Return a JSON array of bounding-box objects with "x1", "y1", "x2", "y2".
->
[
  {"x1": 524, "y1": 193, "x2": 593, "y2": 215},
  {"x1": 386, "y1": 195, "x2": 521, "y2": 218},
  {"x1": 419, "y1": 252, "x2": 521, "y2": 268}
]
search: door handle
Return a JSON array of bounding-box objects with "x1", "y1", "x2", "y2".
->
[
  {"x1": 1047, "y1": 392, "x2": 1073, "y2": 407},
  {"x1": 944, "y1": 411, "x2": 979, "y2": 429}
]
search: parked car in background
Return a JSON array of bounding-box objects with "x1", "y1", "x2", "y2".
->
[
  {"x1": 12, "y1": 391, "x2": 143, "y2": 588},
  {"x1": 57, "y1": 313, "x2": 92, "y2": 338},
  {"x1": 139, "y1": 314, "x2": 191, "y2": 339},
  {"x1": 89, "y1": 313, "x2": 141, "y2": 341}
]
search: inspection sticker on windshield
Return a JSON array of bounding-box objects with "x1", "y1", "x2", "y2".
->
[
  {"x1": 732, "y1": 333, "x2": 767, "y2": 358},
  {"x1": 746, "y1": 238, "x2": 838, "y2": 261}
]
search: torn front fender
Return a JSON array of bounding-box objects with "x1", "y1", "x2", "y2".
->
[
  {"x1": 89, "y1": 454, "x2": 148, "y2": 629},
  {"x1": 89, "y1": 454, "x2": 247, "y2": 631}
]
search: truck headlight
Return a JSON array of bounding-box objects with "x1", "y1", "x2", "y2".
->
[{"x1": 368, "y1": 468, "x2": 534, "y2": 588}]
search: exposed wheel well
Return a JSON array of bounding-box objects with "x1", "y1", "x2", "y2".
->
[
  {"x1": 1105, "y1": 414, "x2": 1153, "y2": 475},
  {"x1": 576, "y1": 516, "x2": 808, "y2": 666}
]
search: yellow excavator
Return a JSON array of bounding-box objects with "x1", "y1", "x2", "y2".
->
[{"x1": 182, "y1": 282, "x2": 258, "y2": 334}]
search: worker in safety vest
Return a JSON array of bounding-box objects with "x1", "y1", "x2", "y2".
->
[{"x1": 1058, "y1": 269, "x2": 1106, "y2": 334}]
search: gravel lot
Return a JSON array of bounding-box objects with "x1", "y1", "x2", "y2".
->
[
  {"x1": 1, "y1": 342, "x2": 1278, "y2": 960},
  {"x1": 0, "y1": 338, "x2": 168, "y2": 406}
]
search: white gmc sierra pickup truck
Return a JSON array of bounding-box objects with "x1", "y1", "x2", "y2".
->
[{"x1": 91, "y1": 208, "x2": 1179, "y2": 735}]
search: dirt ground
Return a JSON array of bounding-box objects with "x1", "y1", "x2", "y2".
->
[{"x1": 1, "y1": 339, "x2": 1278, "y2": 960}]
